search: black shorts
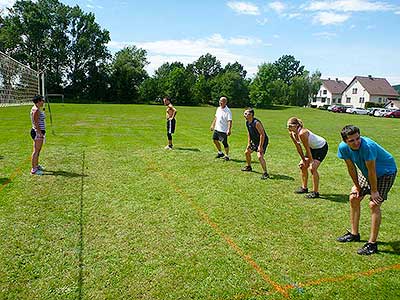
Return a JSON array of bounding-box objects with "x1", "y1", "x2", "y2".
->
[
  {"x1": 310, "y1": 142, "x2": 328, "y2": 162},
  {"x1": 167, "y1": 119, "x2": 176, "y2": 134},
  {"x1": 212, "y1": 130, "x2": 228, "y2": 148},
  {"x1": 30, "y1": 128, "x2": 46, "y2": 140},
  {"x1": 357, "y1": 172, "x2": 397, "y2": 201},
  {"x1": 248, "y1": 138, "x2": 268, "y2": 153}
]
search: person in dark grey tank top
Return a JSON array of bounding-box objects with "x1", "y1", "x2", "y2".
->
[{"x1": 241, "y1": 108, "x2": 269, "y2": 180}]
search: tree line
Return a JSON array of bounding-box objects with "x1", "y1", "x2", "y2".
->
[{"x1": 0, "y1": 0, "x2": 321, "y2": 107}]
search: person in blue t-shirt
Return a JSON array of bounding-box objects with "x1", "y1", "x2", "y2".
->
[{"x1": 337, "y1": 125, "x2": 397, "y2": 255}]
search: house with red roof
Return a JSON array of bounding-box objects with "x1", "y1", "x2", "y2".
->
[
  {"x1": 341, "y1": 75, "x2": 399, "y2": 108},
  {"x1": 311, "y1": 78, "x2": 347, "y2": 107}
]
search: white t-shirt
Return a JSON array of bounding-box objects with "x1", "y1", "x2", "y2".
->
[{"x1": 214, "y1": 106, "x2": 232, "y2": 133}]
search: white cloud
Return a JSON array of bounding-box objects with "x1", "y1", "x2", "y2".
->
[
  {"x1": 305, "y1": 0, "x2": 396, "y2": 12},
  {"x1": 256, "y1": 17, "x2": 269, "y2": 25},
  {"x1": 108, "y1": 34, "x2": 264, "y2": 76},
  {"x1": 287, "y1": 13, "x2": 302, "y2": 19},
  {"x1": 268, "y1": 1, "x2": 286, "y2": 14},
  {"x1": 227, "y1": 1, "x2": 260, "y2": 15},
  {"x1": 0, "y1": 0, "x2": 16, "y2": 12},
  {"x1": 313, "y1": 31, "x2": 337, "y2": 39},
  {"x1": 313, "y1": 11, "x2": 350, "y2": 25},
  {"x1": 395, "y1": 11, "x2": 400, "y2": 14}
]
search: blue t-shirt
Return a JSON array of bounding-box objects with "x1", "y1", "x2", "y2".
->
[{"x1": 337, "y1": 136, "x2": 397, "y2": 179}]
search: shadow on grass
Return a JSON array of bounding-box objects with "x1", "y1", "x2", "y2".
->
[
  {"x1": 43, "y1": 170, "x2": 88, "y2": 178},
  {"x1": 269, "y1": 173, "x2": 295, "y2": 181},
  {"x1": 229, "y1": 158, "x2": 247, "y2": 163},
  {"x1": 378, "y1": 241, "x2": 400, "y2": 255},
  {"x1": 319, "y1": 194, "x2": 349, "y2": 203},
  {"x1": 174, "y1": 147, "x2": 200, "y2": 152},
  {"x1": 0, "y1": 155, "x2": 4, "y2": 159},
  {"x1": 0, "y1": 178, "x2": 10, "y2": 185}
]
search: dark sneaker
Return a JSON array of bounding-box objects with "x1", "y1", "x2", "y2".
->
[
  {"x1": 337, "y1": 230, "x2": 360, "y2": 243},
  {"x1": 222, "y1": 156, "x2": 230, "y2": 161},
  {"x1": 260, "y1": 172, "x2": 269, "y2": 180},
  {"x1": 305, "y1": 191, "x2": 320, "y2": 199},
  {"x1": 294, "y1": 187, "x2": 308, "y2": 194},
  {"x1": 215, "y1": 153, "x2": 225, "y2": 158},
  {"x1": 357, "y1": 242, "x2": 378, "y2": 255},
  {"x1": 241, "y1": 166, "x2": 252, "y2": 172}
]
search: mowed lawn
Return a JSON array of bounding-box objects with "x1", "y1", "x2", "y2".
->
[{"x1": 0, "y1": 103, "x2": 399, "y2": 300}]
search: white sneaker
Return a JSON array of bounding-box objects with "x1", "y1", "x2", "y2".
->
[{"x1": 164, "y1": 145, "x2": 173, "y2": 150}]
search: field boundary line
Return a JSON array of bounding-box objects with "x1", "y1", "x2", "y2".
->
[
  {"x1": 287, "y1": 263, "x2": 400, "y2": 289},
  {"x1": 0, "y1": 156, "x2": 30, "y2": 193},
  {"x1": 146, "y1": 160, "x2": 289, "y2": 299}
]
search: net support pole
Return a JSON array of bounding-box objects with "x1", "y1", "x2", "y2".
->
[{"x1": 41, "y1": 73, "x2": 45, "y2": 96}]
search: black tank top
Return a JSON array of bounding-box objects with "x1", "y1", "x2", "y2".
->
[{"x1": 246, "y1": 118, "x2": 267, "y2": 145}]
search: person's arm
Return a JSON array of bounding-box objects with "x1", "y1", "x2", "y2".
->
[
  {"x1": 33, "y1": 109, "x2": 43, "y2": 139},
  {"x1": 344, "y1": 159, "x2": 361, "y2": 197},
  {"x1": 227, "y1": 120, "x2": 232, "y2": 136},
  {"x1": 170, "y1": 105, "x2": 177, "y2": 119},
  {"x1": 299, "y1": 130, "x2": 312, "y2": 166},
  {"x1": 289, "y1": 131, "x2": 306, "y2": 162},
  {"x1": 255, "y1": 122, "x2": 265, "y2": 154},
  {"x1": 210, "y1": 117, "x2": 216, "y2": 131},
  {"x1": 365, "y1": 159, "x2": 383, "y2": 204}
]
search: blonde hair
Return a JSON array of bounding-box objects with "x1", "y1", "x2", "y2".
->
[{"x1": 287, "y1": 117, "x2": 304, "y2": 128}]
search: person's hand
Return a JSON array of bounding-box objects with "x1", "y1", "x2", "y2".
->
[
  {"x1": 370, "y1": 191, "x2": 383, "y2": 205},
  {"x1": 258, "y1": 145, "x2": 263, "y2": 154},
  {"x1": 351, "y1": 186, "x2": 361, "y2": 198},
  {"x1": 227, "y1": 129, "x2": 231, "y2": 136},
  {"x1": 210, "y1": 126, "x2": 214, "y2": 131}
]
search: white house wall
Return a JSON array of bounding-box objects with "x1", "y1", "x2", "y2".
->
[{"x1": 342, "y1": 80, "x2": 370, "y2": 108}]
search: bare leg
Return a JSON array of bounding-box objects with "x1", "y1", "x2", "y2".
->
[
  {"x1": 369, "y1": 201, "x2": 381, "y2": 243},
  {"x1": 245, "y1": 148, "x2": 252, "y2": 167},
  {"x1": 309, "y1": 160, "x2": 321, "y2": 192},
  {"x1": 31, "y1": 138, "x2": 43, "y2": 169},
  {"x1": 257, "y1": 152, "x2": 267, "y2": 173},
  {"x1": 350, "y1": 187, "x2": 362, "y2": 235},
  {"x1": 213, "y1": 140, "x2": 222, "y2": 152},
  {"x1": 299, "y1": 160, "x2": 308, "y2": 189}
]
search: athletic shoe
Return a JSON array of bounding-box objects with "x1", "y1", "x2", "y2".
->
[
  {"x1": 222, "y1": 156, "x2": 230, "y2": 161},
  {"x1": 241, "y1": 166, "x2": 252, "y2": 172},
  {"x1": 305, "y1": 191, "x2": 320, "y2": 198},
  {"x1": 215, "y1": 153, "x2": 225, "y2": 158},
  {"x1": 30, "y1": 168, "x2": 44, "y2": 176},
  {"x1": 260, "y1": 172, "x2": 269, "y2": 180},
  {"x1": 294, "y1": 187, "x2": 308, "y2": 194},
  {"x1": 357, "y1": 242, "x2": 378, "y2": 255},
  {"x1": 337, "y1": 230, "x2": 360, "y2": 242},
  {"x1": 164, "y1": 145, "x2": 173, "y2": 150},
  {"x1": 37, "y1": 165, "x2": 45, "y2": 171}
]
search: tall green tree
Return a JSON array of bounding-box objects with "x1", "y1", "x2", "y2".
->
[
  {"x1": 191, "y1": 75, "x2": 211, "y2": 105},
  {"x1": 274, "y1": 55, "x2": 305, "y2": 85},
  {"x1": 210, "y1": 71, "x2": 249, "y2": 107},
  {"x1": 188, "y1": 53, "x2": 222, "y2": 80},
  {"x1": 249, "y1": 63, "x2": 279, "y2": 108},
  {"x1": 67, "y1": 6, "x2": 110, "y2": 99},
  {"x1": 110, "y1": 46, "x2": 149, "y2": 103}
]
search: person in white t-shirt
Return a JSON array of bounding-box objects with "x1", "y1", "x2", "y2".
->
[{"x1": 210, "y1": 97, "x2": 232, "y2": 161}]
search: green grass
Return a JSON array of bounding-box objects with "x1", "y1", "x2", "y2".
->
[{"x1": 0, "y1": 104, "x2": 399, "y2": 300}]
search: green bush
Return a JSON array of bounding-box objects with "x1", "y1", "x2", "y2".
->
[{"x1": 364, "y1": 102, "x2": 384, "y2": 109}]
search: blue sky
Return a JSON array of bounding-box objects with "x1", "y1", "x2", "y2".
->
[{"x1": 2, "y1": 0, "x2": 400, "y2": 84}]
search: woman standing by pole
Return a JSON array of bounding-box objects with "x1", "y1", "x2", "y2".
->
[{"x1": 30, "y1": 95, "x2": 46, "y2": 175}]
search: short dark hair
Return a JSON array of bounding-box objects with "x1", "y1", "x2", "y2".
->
[
  {"x1": 245, "y1": 108, "x2": 254, "y2": 116},
  {"x1": 32, "y1": 95, "x2": 44, "y2": 104},
  {"x1": 341, "y1": 125, "x2": 360, "y2": 141},
  {"x1": 164, "y1": 96, "x2": 171, "y2": 103}
]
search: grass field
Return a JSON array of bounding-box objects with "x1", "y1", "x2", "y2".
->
[{"x1": 0, "y1": 103, "x2": 399, "y2": 300}]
